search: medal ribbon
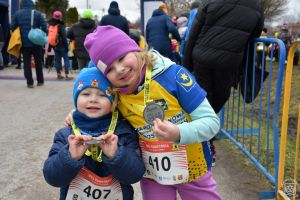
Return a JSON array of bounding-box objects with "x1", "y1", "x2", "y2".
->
[
  {"x1": 71, "y1": 110, "x2": 119, "y2": 162},
  {"x1": 144, "y1": 65, "x2": 153, "y2": 105}
]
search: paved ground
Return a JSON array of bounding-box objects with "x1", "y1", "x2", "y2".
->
[{"x1": 0, "y1": 66, "x2": 273, "y2": 200}]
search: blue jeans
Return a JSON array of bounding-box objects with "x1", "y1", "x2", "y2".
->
[{"x1": 54, "y1": 47, "x2": 70, "y2": 75}]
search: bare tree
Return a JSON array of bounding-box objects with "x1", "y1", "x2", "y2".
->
[
  {"x1": 35, "y1": 0, "x2": 69, "y2": 19},
  {"x1": 263, "y1": 0, "x2": 288, "y2": 21},
  {"x1": 164, "y1": 0, "x2": 288, "y2": 21},
  {"x1": 165, "y1": 0, "x2": 193, "y2": 17}
]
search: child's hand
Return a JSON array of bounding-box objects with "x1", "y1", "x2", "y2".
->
[
  {"x1": 97, "y1": 133, "x2": 118, "y2": 159},
  {"x1": 64, "y1": 109, "x2": 75, "y2": 126},
  {"x1": 68, "y1": 135, "x2": 92, "y2": 160},
  {"x1": 152, "y1": 118, "x2": 180, "y2": 142}
]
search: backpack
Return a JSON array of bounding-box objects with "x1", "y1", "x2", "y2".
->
[{"x1": 48, "y1": 24, "x2": 59, "y2": 46}]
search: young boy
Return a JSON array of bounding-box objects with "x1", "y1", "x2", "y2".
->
[{"x1": 43, "y1": 67, "x2": 145, "y2": 200}]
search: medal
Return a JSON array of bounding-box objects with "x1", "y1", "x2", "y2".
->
[
  {"x1": 84, "y1": 139, "x2": 105, "y2": 145},
  {"x1": 143, "y1": 103, "x2": 164, "y2": 125},
  {"x1": 71, "y1": 111, "x2": 119, "y2": 163}
]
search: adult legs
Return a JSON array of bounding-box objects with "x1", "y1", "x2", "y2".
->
[
  {"x1": 22, "y1": 47, "x2": 34, "y2": 86},
  {"x1": 32, "y1": 46, "x2": 44, "y2": 84},
  {"x1": 77, "y1": 58, "x2": 89, "y2": 70},
  {"x1": 54, "y1": 48, "x2": 63, "y2": 78},
  {"x1": 0, "y1": 42, "x2": 4, "y2": 69},
  {"x1": 61, "y1": 49, "x2": 72, "y2": 80}
]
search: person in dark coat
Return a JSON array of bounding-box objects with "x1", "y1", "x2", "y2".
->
[
  {"x1": 0, "y1": 0, "x2": 9, "y2": 68},
  {"x1": 99, "y1": 1, "x2": 129, "y2": 35},
  {"x1": 0, "y1": 23, "x2": 4, "y2": 70},
  {"x1": 184, "y1": 0, "x2": 264, "y2": 113},
  {"x1": 43, "y1": 67, "x2": 145, "y2": 200},
  {"x1": 11, "y1": 0, "x2": 47, "y2": 88},
  {"x1": 183, "y1": 0, "x2": 264, "y2": 166},
  {"x1": 67, "y1": 9, "x2": 96, "y2": 70},
  {"x1": 48, "y1": 10, "x2": 72, "y2": 80},
  {"x1": 146, "y1": 8, "x2": 181, "y2": 61}
]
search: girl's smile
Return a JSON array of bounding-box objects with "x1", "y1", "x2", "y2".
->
[{"x1": 106, "y1": 52, "x2": 140, "y2": 90}]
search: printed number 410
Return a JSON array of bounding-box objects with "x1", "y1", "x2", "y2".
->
[{"x1": 148, "y1": 156, "x2": 171, "y2": 171}]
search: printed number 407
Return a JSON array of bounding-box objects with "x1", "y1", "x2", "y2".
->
[{"x1": 83, "y1": 186, "x2": 111, "y2": 199}]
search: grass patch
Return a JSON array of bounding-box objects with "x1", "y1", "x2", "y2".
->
[{"x1": 221, "y1": 62, "x2": 300, "y2": 184}]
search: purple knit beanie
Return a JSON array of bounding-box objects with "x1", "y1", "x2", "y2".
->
[{"x1": 84, "y1": 25, "x2": 140, "y2": 75}]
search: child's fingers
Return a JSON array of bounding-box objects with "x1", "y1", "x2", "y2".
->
[
  {"x1": 64, "y1": 109, "x2": 75, "y2": 126},
  {"x1": 68, "y1": 134, "x2": 75, "y2": 143},
  {"x1": 154, "y1": 119, "x2": 169, "y2": 132},
  {"x1": 81, "y1": 135, "x2": 93, "y2": 140},
  {"x1": 97, "y1": 133, "x2": 117, "y2": 143}
]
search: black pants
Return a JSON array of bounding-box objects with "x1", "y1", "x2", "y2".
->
[
  {"x1": 21, "y1": 46, "x2": 44, "y2": 86},
  {"x1": 193, "y1": 66, "x2": 236, "y2": 114}
]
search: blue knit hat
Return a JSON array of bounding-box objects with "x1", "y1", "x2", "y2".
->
[{"x1": 73, "y1": 67, "x2": 113, "y2": 108}]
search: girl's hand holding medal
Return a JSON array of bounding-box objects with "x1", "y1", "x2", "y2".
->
[{"x1": 152, "y1": 118, "x2": 180, "y2": 142}]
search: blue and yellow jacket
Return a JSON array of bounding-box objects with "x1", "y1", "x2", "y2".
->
[{"x1": 117, "y1": 51, "x2": 220, "y2": 184}]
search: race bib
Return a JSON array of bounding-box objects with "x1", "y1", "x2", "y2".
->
[
  {"x1": 140, "y1": 140, "x2": 189, "y2": 185},
  {"x1": 66, "y1": 167, "x2": 123, "y2": 200}
]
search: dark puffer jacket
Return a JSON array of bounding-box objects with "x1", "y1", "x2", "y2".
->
[
  {"x1": 99, "y1": 1, "x2": 129, "y2": 35},
  {"x1": 48, "y1": 18, "x2": 68, "y2": 50},
  {"x1": 0, "y1": 0, "x2": 8, "y2": 7},
  {"x1": 10, "y1": 0, "x2": 47, "y2": 47},
  {"x1": 67, "y1": 18, "x2": 96, "y2": 59},
  {"x1": 43, "y1": 117, "x2": 145, "y2": 200},
  {"x1": 184, "y1": 0, "x2": 264, "y2": 71},
  {"x1": 146, "y1": 8, "x2": 181, "y2": 60}
]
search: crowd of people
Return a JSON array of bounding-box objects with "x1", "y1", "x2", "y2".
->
[{"x1": 0, "y1": 0, "x2": 299, "y2": 200}]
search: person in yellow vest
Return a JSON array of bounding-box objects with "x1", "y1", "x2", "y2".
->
[
  {"x1": 83, "y1": 26, "x2": 221, "y2": 200},
  {"x1": 44, "y1": 67, "x2": 145, "y2": 200}
]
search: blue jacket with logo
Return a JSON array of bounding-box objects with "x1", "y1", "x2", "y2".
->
[
  {"x1": 43, "y1": 116, "x2": 145, "y2": 200},
  {"x1": 10, "y1": 0, "x2": 47, "y2": 47}
]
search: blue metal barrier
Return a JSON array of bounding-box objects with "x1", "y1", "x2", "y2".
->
[{"x1": 219, "y1": 38, "x2": 286, "y2": 199}]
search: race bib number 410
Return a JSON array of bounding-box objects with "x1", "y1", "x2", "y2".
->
[
  {"x1": 66, "y1": 167, "x2": 122, "y2": 200},
  {"x1": 140, "y1": 140, "x2": 189, "y2": 185}
]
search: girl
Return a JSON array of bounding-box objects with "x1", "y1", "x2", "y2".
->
[{"x1": 82, "y1": 25, "x2": 222, "y2": 200}]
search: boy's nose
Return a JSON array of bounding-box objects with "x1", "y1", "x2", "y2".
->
[{"x1": 89, "y1": 94, "x2": 98, "y2": 102}]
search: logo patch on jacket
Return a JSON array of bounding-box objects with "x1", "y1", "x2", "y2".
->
[{"x1": 176, "y1": 68, "x2": 195, "y2": 92}]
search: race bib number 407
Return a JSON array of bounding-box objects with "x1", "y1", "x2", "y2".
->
[
  {"x1": 140, "y1": 140, "x2": 189, "y2": 185},
  {"x1": 66, "y1": 167, "x2": 122, "y2": 200}
]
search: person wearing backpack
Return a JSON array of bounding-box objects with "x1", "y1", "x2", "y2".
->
[
  {"x1": 48, "y1": 10, "x2": 72, "y2": 80},
  {"x1": 10, "y1": 0, "x2": 47, "y2": 88}
]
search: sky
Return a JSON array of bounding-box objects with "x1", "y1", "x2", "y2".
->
[
  {"x1": 69, "y1": 0, "x2": 140, "y2": 22},
  {"x1": 69, "y1": 0, "x2": 300, "y2": 24}
]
